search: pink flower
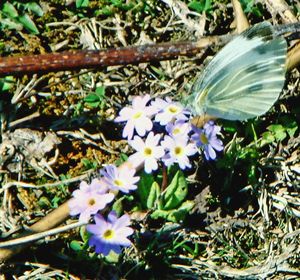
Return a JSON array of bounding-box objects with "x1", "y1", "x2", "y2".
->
[{"x1": 69, "y1": 179, "x2": 114, "y2": 223}]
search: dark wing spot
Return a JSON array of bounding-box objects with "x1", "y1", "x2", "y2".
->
[
  {"x1": 255, "y1": 44, "x2": 268, "y2": 55},
  {"x1": 248, "y1": 83, "x2": 264, "y2": 92},
  {"x1": 215, "y1": 67, "x2": 227, "y2": 80},
  {"x1": 245, "y1": 64, "x2": 261, "y2": 73}
]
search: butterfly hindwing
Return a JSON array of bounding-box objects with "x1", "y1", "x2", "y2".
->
[{"x1": 190, "y1": 21, "x2": 287, "y2": 120}]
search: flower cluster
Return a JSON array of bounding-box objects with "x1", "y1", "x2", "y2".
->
[
  {"x1": 69, "y1": 94, "x2": 224, "y2": 257},
  {"x1": 68, "y1": 164, "x2": 138, "y2": 256},
  {"x1": 115, "y1": 94, "x2": 224, "y2": 173}
]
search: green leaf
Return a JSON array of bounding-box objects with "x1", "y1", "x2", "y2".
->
[
  {"x1": 96, "y1": 7, "x2": 114, "y2": 16},
  {"x1": 112, "y1": 197, "x2": 124, "y2": 216},
  {"x1": 25, "y1": 2, "x2": 44, "y2": 17},
  {"x1": 286, "y1": 125, "x2": 298, "y2": 138},
  {"x1": 151, "y1": 201, "x2": 194, "y2": 222},
  {"x1": 268, "y1": 124, "x2": 287, "y2": 141},
  {"x1": 150, "y1": 209, "x2": 169, "y2": 220},
  {"x1": 95, "y1": 86, "x2": 105, "y2": 98},
  {"x1": 240, "y1": 0, "x2": 263, "y2": 16},
  {"x1": 76, "y1": 0, "x2": 90, "y2": 8},
  {"x1": 115, "y1": 153, "x2": 128, "y2": 166},
  {"x1": 137, "y1": 172, "x2": 156, "y2": 209},
  {"x1": 0, "y1": 18, "x2": 23, "y2": 30},
  {"x1": 104, "y1": 251, "x2": 119, "y2": 263},
  {"x1": 149, "y1": 65, "x2": 165, "y2": 79},
  {"x1": 146, "y1": 181, "x2": 160, "y2": 209},
  {"x1": 0, "y1": 76, "x2": 14, "y2": 91},
  {"x1": 84, "y1": 87, "x2": 105, "y2": 108},
  {"x1": 2, "y1": 2, "x2": 19, "y2": 18},
  {"x1": 51, "y1": 196, "x2": 61, "y2": 208},
  {"x1": 84, "y1": 93, "x2": 100, "y2": 104},
  {"x1": 188, "y1": 0, "x2": 212, "y2": 13},
  {"x1": 203, "y1": 0, "x2": 212, "y2": 11},
  {"x1": 17, "y1": 14, "x2": 39, "y2": 34},
  {"x1": 38, "y1": 196, "x2": 51, "y2": 208},
  {"x1": 70, "y1": 240, "x2": 83, "y2": 251},
  {"x1": 80, "y1": 226, "x2": 90, "y2": 242},
  {"x1": 166, "y1": 200, "x2": 195, "y2": 223},
  {"x1": 260, "y1": 123, "x2": 293, "y2": 147},
  {"x1": 261, "y1": 131, "x2": 275, "y2": 146},
  {"x1": 81, "y1": 158, "x2": 97, "y2": 169},
  {"x1": 162, "y1": 170, "x2": 187, "y2": 210}
]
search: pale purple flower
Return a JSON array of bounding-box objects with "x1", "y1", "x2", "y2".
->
[
  {"x1": 191, "y1": 121, "x2": 223, "y2": 160},
  {"x1": 129, "y1": 132, "x2": 165, "y2": 173},
  {"x1": 115, "y1": 94, "x2": 157, "y2": 139},
  {"x1": 152, "y1": 97, "x2": 189, "y2": 125},
  {"x1": 68, "y1": 178, "x2": 114, "y2": 223},
  {"x1": 87, "y1": 211, "x2": 133, "y2": 256},
  {"x1": 100, "y1": 164, "x2": 139, "y2": 193},
  {"x1": 161, "y1": 135, "x2": 198, "y2": 169},
  {"x1": 166, "y1": 119, "x2": 192, "y2": 138}
]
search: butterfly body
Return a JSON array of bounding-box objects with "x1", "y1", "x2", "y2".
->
[{"x1": 187, "y1": 21, "x2": 287, "y2": 121}]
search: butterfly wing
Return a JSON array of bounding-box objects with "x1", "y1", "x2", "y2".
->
[{"x1": 189, "y1": 21, "x2": 287, "y2": 120}]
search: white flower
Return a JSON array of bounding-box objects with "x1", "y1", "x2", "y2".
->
[
  {"x1": 101, "y1": 164, "x2": 139, "y2": 193},
  {"x1": 152, "y1": 97, "x2": 188, "y2": 125},
  {"x1": 161, "y1": 135, "x2": 197, "y2": 169},
  {"x1": 115, "y1": 94, "x2": 157, "y2": 139},
  {"x1": 129, "y1": 132, "x2": 165, "y2": 173}
]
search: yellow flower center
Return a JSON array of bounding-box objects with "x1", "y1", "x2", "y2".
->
[
  {"x1": 200, "y1": 133, "x2": 208, "y2": 144},
  {"x1": 88, "y1": 198, "x2": 96, "y2": 206},
  {"x1": 168, "y1": 105, "x2": 178, "y2": 114},
  {"x1": 173, "y1": 128, "x2": 180, "y2": 135},
  {"x1": 114, "y1": 179, "x2": 123, "y2": 187},
  {"x1": 174, "y1": 146, "x2": 183, "y2": 156},
  {"x1": 144, "y1": 147, "x2": 152, "y2": 156},
  {"x1": 103, "y1": 229, "x2": 115, "y2": 240},
  {"x1": 133, "y1": 111, "x2": 142, "y2": 119}
]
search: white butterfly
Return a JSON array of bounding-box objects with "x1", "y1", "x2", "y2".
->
[{"x1": 186, "y1": 21, "x2": 287, "y2": 121}]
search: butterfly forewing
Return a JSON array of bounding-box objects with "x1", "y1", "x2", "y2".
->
[{"x1": 190, "y1": 21, "x2": 287, "y2": 120}]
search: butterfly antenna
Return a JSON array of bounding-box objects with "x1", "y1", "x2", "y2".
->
[
  {"x1": 285, "y1": 32, "x2": 300, "y2": 42},
  {"x1": 274, "y1": 22, "x2": 300, "y2": 36}
]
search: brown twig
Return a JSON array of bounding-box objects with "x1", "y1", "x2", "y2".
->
[{"x1": 0, "y1": 39, "x2": 219, "y2": 77}]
